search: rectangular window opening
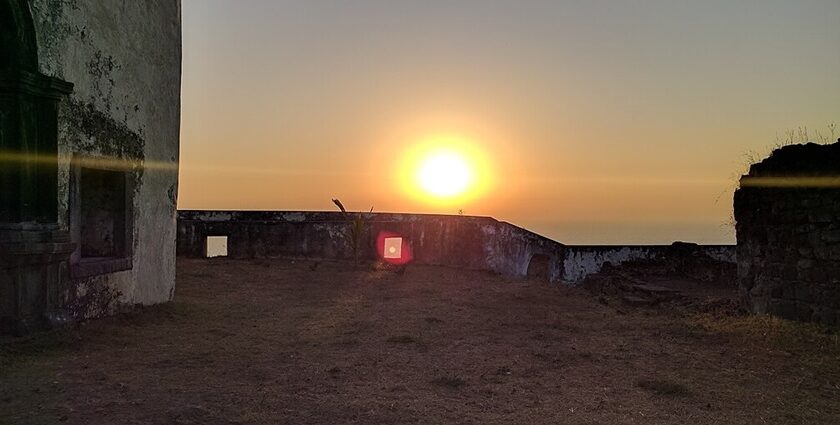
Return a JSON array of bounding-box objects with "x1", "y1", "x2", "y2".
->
[
  {"x1": 206, "y1": 236, "x2": 228, "y2": 258},
  {"x1": 80, "y1": 167, "x2": 128, "y2": 260},
  {"x1": 70, "y1": 164, "x2": 134, "y2": 278}
]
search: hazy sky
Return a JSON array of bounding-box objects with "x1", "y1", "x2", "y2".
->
[{"x1": 179, "y1": 0, "x2": 839, "y2": 244}]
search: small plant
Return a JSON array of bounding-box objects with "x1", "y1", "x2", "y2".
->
[
  {"x1": 775, "y1": 124, "x2": 836, "y2": 147},
  {"x1": 331, "y1": 198, "x2": 373, "y2": 263}
]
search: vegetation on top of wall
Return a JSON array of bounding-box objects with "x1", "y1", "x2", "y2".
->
[
  {"x1": 332, "y1": 198, "x2": 373, "y2": 263},
  {"x1": 741, "y1": 123, "x2": 837, "y2": 170},
  {"x1": 720, "y1": 122, "x2": 837, "y2": 229}
]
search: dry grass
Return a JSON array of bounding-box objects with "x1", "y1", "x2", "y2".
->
[{"x1": 1, "y1": 258, "x2": 839, "y2": 424}]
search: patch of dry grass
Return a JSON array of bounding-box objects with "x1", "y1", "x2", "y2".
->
[
  {"x1": 691, "y1": 314, "x2": 840, "y2": 370},
  {"x1": 2, "y1": 259, "x2": 839, "y2": 424}
]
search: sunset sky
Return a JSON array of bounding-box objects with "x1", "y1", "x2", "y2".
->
[{"x1": 179, "y1": 0, "x2": 839, "y2": 244}]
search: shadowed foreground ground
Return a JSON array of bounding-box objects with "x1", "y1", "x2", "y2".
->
[{"x1": 2, "y1": 258, "x2": 839, "y2": 424}]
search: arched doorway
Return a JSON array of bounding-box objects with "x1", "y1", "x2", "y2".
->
[
  {"x1": 0, "y1": 0, "x2": 72, "y2": 224},
  {"x1": 0, "y1": 0, "x2": 75, "y2": 334},
  {"x1": 526, "y1": 254, "x2": 551, "y2": 282},
  {"x1": 0, "y1": 0, "x2": 39, "y2": 70}
]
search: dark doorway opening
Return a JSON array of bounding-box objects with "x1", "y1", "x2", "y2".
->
[
  {"x1": 80, "y1": 167, "x2": 128, "y2": 258},
  {"x1": 70, "y1": 164, "x2": 134, "y2": 278},
  {"x1": 527, "y1": 254, "x2": 551, "y2": 282}
]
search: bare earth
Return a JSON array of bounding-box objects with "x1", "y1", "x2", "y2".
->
[{"x1": 2, "y1": 258, "x2": 839, "y2": 424}]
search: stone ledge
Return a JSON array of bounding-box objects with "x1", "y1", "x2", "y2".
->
[{"x1": 70, "y1": 257, "x2": 133, "y2": 279}]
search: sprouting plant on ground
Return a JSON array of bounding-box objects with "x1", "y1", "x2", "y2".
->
[{"x1": 332, "y1": 198, "x2": 373, "y2": 263}]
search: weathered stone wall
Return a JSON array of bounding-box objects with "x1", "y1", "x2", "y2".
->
[
  {"x1": 178, "y1": 211, "x2": 735, "y2": 285},
  {"x1": 177, "y1": 211, "x2": 567, "y2": 282},
  {"x1": 735, "y1": 142, "x2": 840, "y2": 326},
  {"x1": 563, "y1": 244, "x2": 735, "y2": 283},
  {"x1": 29, "y1": 1, "x2": 182, "y2": 318}
]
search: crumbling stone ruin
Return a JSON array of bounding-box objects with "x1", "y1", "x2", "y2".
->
[
  {"x1": 1, "y1": 0, "x2": 181, "y2": 334},
  {"x1": 735, "y1": 141, "x2": 840, "y2": 326}
]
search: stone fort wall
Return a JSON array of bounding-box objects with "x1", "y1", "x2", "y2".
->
[
  {"x1": 735, "y1": 142, "x2": 840, "y2": 326},
  {"x1": 178, "y1": 211, "x2": 735, "y2": 285},
  {"x1": 178, "y1": 211, "x2": 568, "y2": 282}
]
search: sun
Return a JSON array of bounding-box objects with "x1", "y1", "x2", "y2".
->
[
  {"x1": 396, "y1": 134, "x2": 491, "y2": 205},
  {"x1": 417, "y1": 150, "x2": 473, "y2": 198}
]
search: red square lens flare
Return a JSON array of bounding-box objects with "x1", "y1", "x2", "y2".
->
[
  {"x1": 377, "y1": 231, "x2": 413, "y2": 265},
  {"x1": 383, "y1": 237, "x2": 402, "y2": 259}
]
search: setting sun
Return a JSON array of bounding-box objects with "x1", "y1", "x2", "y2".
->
[
  {"x1": 396, "y1": 135, "x2": 493, "y2": 207},
  {"x1": 417, "y1": 150, "x2": 473, "y2": 198}
]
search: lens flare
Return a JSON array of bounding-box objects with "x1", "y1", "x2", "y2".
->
[{"x1": 377, "y1": 231, "x2": 412, "y2": 265}]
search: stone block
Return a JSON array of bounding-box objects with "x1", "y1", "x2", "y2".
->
[
  {"x1": 812, "y1": 213, "x2": 835, "y2": 223},
  {"x1": 795, "y1": 302, "x2": 814, "y2": 322},
  {"x1": 797, "y1": 259, "x2": 815, "y2": 270},
  {"x1": 815, "y1": 246, "x2": 838, "y2": 260},
  {"x1": 782, "y1": 265, "x2": 799, "y2": 281},
  {"x1": 803, "y1": 267, "x2": 827, "y2": 283},
  {"x1": 830, "y1": 293, "x2": 840, "y2": 309},
  {"x1": 781, "y1": 283, "x2": 797, "y2": 300},
  {"x1": 794, "y1": 285, "x2": 815, "y2": 304},
  {"x1": 813, "y1": 307, "x2": 837, "y2": 327},
  {"x1": 769, "y1": 299, "x2": 797, "y2": 320},
  {"x1": 823, "y1": 231, "x2": 840, "y2": 244}
]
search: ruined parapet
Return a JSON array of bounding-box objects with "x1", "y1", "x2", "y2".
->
[
  {"x1": 177, "y1": 211, "x2": 567, "y2": 282},
  {"x1": 177, "y1": 211, "x2": 737, "y2": 285},
  {"x1": 734, "y1": 141, "x2": 840, "y2": 325},
  {"x1": 562, "y1": 243, "x2": 736, "y2": 283}
]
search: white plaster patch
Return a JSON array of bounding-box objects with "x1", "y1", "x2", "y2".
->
[
  {"x1": 562, "y1": 247, "x2": 655, "y2": 283},
  {"x1": 203, "y1": 212, "x2": 232, "y2": 222},
  {"x1": 282, "y1": 213, "x2": 307, "y2": 222}
]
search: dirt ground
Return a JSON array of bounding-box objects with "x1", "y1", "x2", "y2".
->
[{"x1": 2, "y1": 258, "x2": 840, "y2": 424}]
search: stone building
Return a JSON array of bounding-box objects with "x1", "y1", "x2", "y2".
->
[
  {"x1": 735, "y1": 141, "x2": 840, "y2": 326},
  {"x1": 1, "y1": 0, "x2": 181, "y2": 333}
]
